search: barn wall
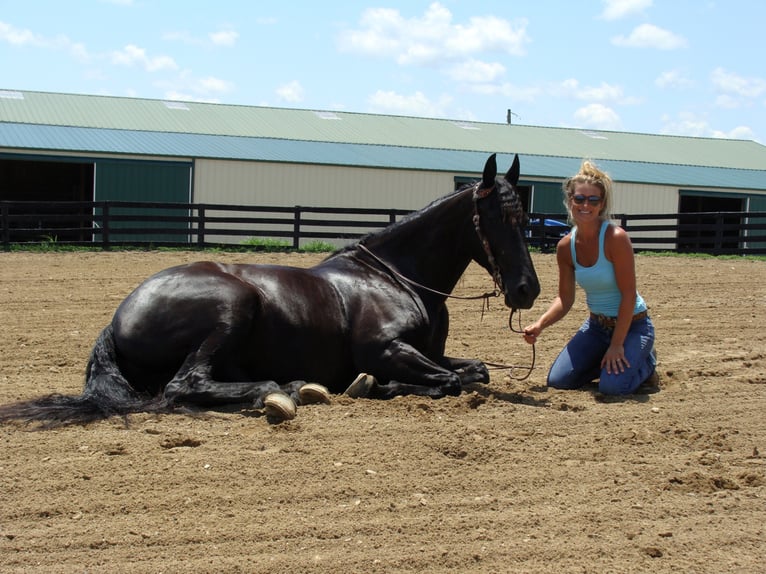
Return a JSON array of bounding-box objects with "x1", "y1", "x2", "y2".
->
[
  {"x1": 193, "y1": 159, "x2": 455, "y2": 209},
  {"x1": 610, "y1": 182, "x2": 679, "y2": 249},
  {"x1": 192, "y1": 159, "x2": 458, "y2": 246}
]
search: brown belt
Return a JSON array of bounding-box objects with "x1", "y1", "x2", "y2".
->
[{"x1": 590, "y1": 310, "x2": 648, "y2": 329}]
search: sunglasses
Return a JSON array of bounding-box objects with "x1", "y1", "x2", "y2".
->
[{"x1": 572, "y1": 194, "x2": 603, "y2": 206}]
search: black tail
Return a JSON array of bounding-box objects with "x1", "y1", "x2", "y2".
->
[{"x1": 0, "y1": 325, "x2": 166, "y2": 428}]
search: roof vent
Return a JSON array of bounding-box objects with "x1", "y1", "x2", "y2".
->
[
  {"x1": 314, "y1": 111, "x2": 341, "y2": 120},
  {"x1": 0, "y1": 90, "x2": 24, "y2": 100},
  {"x1": 163, "y1": 101, "x2": 190, "y2": 111}
]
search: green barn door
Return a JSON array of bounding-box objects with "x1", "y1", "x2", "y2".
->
[
  {"x1": 747, "y1": 195, "x2": 766, "y2": 250},
  {"x1": 94, "y1": 160, "x2": 192, "y2": 243}
]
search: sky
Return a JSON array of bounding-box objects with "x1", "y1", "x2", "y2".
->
[{"x1": 2, "y1": 0, "x2": 765, "y2": 144}]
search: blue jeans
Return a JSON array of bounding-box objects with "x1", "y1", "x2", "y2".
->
[{"x1": 547, "y1": 315, "x2": 656, "y2": 395}]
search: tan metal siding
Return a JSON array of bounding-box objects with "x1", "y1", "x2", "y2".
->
[
  {"x1": 193, "y1": 159, "x2": 458, "y2": 246},
  {"x1": 613, "y1": 182, "x2": 677, "y2": 214},
  {"x1": 613, "y1": 182, "x2": 678, "y2": 249},
  {"x1": 194, "y1": 159, "x2": 455, "y2": 208}
]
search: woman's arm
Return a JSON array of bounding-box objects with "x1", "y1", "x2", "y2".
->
[
  {"x1": 523, "y1": 235, "x2": 576, "y2": 343},
  {"x1": 601, "y1": 225, "x2": 638, "y2": 372}
]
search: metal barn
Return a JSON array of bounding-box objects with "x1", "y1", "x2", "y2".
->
[{"x1": 2, "y1": 89, "x2": 766, "y2": 249}]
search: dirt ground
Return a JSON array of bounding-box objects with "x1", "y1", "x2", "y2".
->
[{"x1": 0, "y1": 250, "x2": 764, "y2": 573}]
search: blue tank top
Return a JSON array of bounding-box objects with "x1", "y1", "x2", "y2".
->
[{"x1": 570, "y1": 220, "x2": 646, "y2": 317}]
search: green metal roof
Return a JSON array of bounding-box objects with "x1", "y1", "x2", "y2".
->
[{"x1": 2, "y1": 89, "x2": 766, "y2": 184}]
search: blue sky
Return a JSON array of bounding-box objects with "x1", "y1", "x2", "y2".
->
[{"x1": 2, "y1": 0, "x2": 765, "y2": 143}]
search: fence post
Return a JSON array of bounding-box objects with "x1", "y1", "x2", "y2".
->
[
  {"x1": 389, "y1": 210, "x2": 397, "y2": 224},
  {"x1": 714, "y1": 213, "x2": 724, "y2": 255},
  {"x1": 101, "y1": 202, "x2": 110, "y2": 251},
  {"x1": 1, "y1": 204, "x2": 9, "y2": 251},
  {"x1": 293, "y1": 206, "x2": 302, "y2": 249},
  {"x1": 197, "y1": 206, "x2": 205, "y2": 248}
]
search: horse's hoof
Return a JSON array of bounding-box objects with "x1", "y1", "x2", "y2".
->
[
  {"x1": 344, "y1": 373, "x2": 377, "y2": 398},
  {"x1": 299, "y1": 383, "x2": 331, "y2": 405},
  {"x1": 263, "y1": 392, "x2": 297, "y2": 421}
]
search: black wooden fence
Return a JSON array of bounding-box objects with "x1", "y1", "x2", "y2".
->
[{"x1": 2, "y1": 200, "x2": 766, "y2": 255}]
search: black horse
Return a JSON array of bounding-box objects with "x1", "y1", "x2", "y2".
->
[{"x1": 0, "y1": 153, "x2": 540, "y2": 426}]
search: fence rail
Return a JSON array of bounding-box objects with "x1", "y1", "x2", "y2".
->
[{"x1": 2, "y1": 200, "x2": 765, "y2": 255}]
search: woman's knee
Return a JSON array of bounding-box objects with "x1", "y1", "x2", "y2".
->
[
  {"x1": 547, "y1": 370, "x2": 584, "y2": 390},
  {"x1": 598, "y1": 371, "x2": 642, "y2": 395}
]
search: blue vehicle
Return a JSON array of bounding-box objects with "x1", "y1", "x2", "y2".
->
[{"x1": 526, "y1": 218, "x2": 570, "y2": 250}]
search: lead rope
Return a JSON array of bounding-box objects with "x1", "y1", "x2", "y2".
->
[{"x1": 483, "y1": 308, "x2": 536, "y2": 381}]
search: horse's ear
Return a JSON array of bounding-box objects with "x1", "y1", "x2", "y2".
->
[
  {"x1": 482, "y1": 153, "x2": 497, "y2": 188},
  {"x1": 505, "y1": 154, "x2": 520, "y2": 186}
]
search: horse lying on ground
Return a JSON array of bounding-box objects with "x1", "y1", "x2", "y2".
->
[{"x1": 0, "y1": 153, "x2": 540, "y2": 426}]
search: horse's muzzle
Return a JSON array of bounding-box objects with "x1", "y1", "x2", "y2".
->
[{"x1": 504, "y1": 280, "x2": 540, "y2": 310}]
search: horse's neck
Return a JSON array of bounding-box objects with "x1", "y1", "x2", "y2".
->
[{"x1": 367, "y1": 190, "x2": 474, "y2": 296}]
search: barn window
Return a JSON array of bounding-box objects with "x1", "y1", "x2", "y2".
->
[
  {"x1": 163, "y1": 101, "x2": 190, "y2": 111},
  {"x1": 314, "y1": 111, "x2": 341, "y2": 120}
]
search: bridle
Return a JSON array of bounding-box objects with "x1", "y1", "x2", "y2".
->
[{"x1": 358, "y1": 181, "x2": 536, "y2": 381}]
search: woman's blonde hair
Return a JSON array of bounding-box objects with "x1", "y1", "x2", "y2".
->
[{"x1": 563, "y1": 160, "x2": 613, "y2": 223}]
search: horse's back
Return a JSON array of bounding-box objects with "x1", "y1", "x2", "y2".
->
[{"x1": 111, "y1": 260, "x2": 355, "y2": 388}]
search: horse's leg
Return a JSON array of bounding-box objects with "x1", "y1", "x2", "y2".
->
[
  {"x1": 356, "y1": 339, "x2": 463, "y2": 399},
  {"x1": 165, "y1": 365, "x2": 328, "y2": 408},
  {"x1": 429, "y1": 305, "x2": 489, "y2": 385},
  {"x1": 439, "y1": 357, "x2": 490, "y2": 384},
  {"x1": 161, "y1": 326, "x2": 329, "y2": 409},
  {"x1": 160, "y1": 322, "x2": 277, "y2": 406}
]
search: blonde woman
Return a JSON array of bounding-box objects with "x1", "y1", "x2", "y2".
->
[{"x1": 522, "y1": 161, "x2": 658, "y2": 394}]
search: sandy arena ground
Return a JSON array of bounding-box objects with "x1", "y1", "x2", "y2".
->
[{"x1": 0, "y1": 250, "x2": 764, "y2": 573}]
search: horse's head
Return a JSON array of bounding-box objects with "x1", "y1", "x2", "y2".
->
[{"x1": 471, "y1": 153, "x2": 540, "y2": 309}]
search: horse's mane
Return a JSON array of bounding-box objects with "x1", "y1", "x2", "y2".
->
[
  {"x1": 327, "y1": 173, "x2": 527, "y2": 261},
  {"x1": 330, "y1": 182, "x2": 479, "y2": 258}
]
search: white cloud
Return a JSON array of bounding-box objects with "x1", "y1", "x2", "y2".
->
[
  {"x1": 111, "y1": 44, "x2": 178, "y2": 72},
  {"x1": 725, "y1": 125, "x2": 757, "y2": 141},
  {"x1": 659, "y1": 113, "x2": 709, "y2": 137},
  {"x1": 367, "y1": 89, "x2": 453, "y2": 118},
  {"x1": 338, "y1": 2, "x2": 530, "y2": 66},
  {"x1": 655, "y1": 69, "x2": 693, "y2": 89},
  {"x1": 0, "y1": 21, "x2": 42, "y2": 46},
  {"x1": 660, "y1": 111, "x2": 757, "y2": 141},
  {"x1": 198, "y1": 76, "x2": 233, "y2": 94},
  {"x1": 467, "y1": 81, "x2": 542, "y2": 102},
  {"x1": 600, "y1": 0, "x2": 653, "y2": 20},
  {"x1": 156, "y1": 68, "x2": 234, "y2": 102},
  {"x1": 558, "y1": 79, "x2": 626, "y2": 103},
  {"x1": 578, "y1": 82, "x2": 622, "y2": 102},
  {"x1": 447, "y1": 59, "x2": 505, "y2": 83},
  {"x1": 612, "y1": 23, "x2": 686, "y2": 50},
  {"x1": 711, "y1": 67, "x2": 766, "y2": 99},
  {"x1": 715, "y1": 95, "x2": 740, "y2": 109},
  {"x1": 165, "y1": 28, "x2": 239, "y2": 47},
  {"x1": 573, "y1": 103, "x2": 622, "y2": 130},
  {"x1": 209, "y1": 29, "x2": 239, "y2": 46},
  {"x1": 276, "y1": 80, "x2": 304, "y2": 103},
  {"x1": 0, "y1": 20, "x2": 90, "y2": 61}
]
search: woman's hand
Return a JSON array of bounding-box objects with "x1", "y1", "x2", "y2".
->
[
  {"x1": 523, "y1": 323, "x2": 541, "y2": 345},
  {"x1": 601, "y1": 343, "x2": 630, "y2": 374}
]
